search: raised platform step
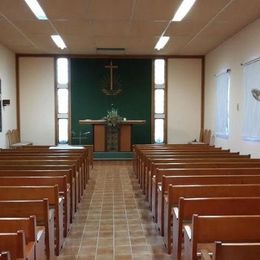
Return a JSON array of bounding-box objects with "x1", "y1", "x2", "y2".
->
[{"x1": 94, "y1": 152, "x2": 133, "y2": 160}]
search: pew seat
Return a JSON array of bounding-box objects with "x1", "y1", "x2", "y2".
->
[
  {"x1": 0, "y1": 186, "x2": 63, "y2": 256},
  {"x1": 0, "y1": 252, "x2": 10, "y2": 260},
  {"x1": 0, "y1": 230, "x2": 34, "y2": 260},
  {"x1": 184, "y1": 215, "x2": 260, "y2": 260},
  {"x1": 0, "y1": 216, "x2": 45, "y2": 260},
  {"x1": 172, "y1": 197, "x2": 260, "y2": 260}
]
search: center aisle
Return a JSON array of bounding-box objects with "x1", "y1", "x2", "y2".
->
[{"x1": 58, "y1": 161, "x2": 171, "y2": 260}]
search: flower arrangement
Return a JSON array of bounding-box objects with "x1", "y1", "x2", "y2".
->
[{"x1": 104, "y1": 108, "x2": 122, "y2": 128}]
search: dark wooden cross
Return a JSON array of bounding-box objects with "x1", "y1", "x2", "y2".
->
[{"x1": 105, "y1": 61, "x2": 118, "y2": 90}]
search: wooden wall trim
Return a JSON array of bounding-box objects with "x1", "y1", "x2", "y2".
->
[
  {"x1": 165, "y1": 59, "x2": 168, "y2": 144},
  {"x1": 201, "y1": 56, "x2": 205, "y2": 132},
  {"x1": 54, "y1": 57, "x2": 58, "y2": 145},
  {"x1": 15, "y1": 55, "x2": 20, "y2": 134}
]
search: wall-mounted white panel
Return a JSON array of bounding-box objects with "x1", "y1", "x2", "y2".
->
[
  {"x1": 0, "y1": 44, "x2": 16, "y2": 148},
  {"x1": 168, "y1": 59, "x2": 202, "y2": 143},
  {"x1": 19, "y1": 57, "x2": 55, "y2": 145}
]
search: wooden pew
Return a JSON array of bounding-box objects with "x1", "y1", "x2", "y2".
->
[
  {"x1": 173, "y1": 197, "x2": 260, "y2": 260},
  {"x1": 0, "y1": 216, "x2": 44, "y2": 260},
  {"x1": 150, "y1": 163, "x2": 260, "y2": 213},
  {"x1": 0, "y1": 157, "x2": 83, "y2": 198},
  {"x1": 0, "y1": 163, "x2": 79, "y2": 209},
  {"x1": 138, "y1": 150, "x2": 235, "y2": 184},
  {"x1": 0, "y1": 252, "x2": 10, "y2": 260},
  {"x1": 133, "y1": 144, "x2": 222, "y2": 176},
  {"x1": 0, "y1": 169, "x2": 75, "y2": 222},
  {"x1": 146, "y1": 157, "x2": 259, "y2": 202},
  {"x1": 3, "y1": 146, "x2": 91, "y2": 181},
  {"x1": 0, "y1": 230, "x2": 32, "y2": 260},
  {"x1": 164, "y1": 184, "x2": 260, "y2": 254},
  {"x1": 0, "y1": 151, "x2": 88, "y2": 188},
  {"x1": 211, "y1": 242, "x2": 260, "y2": 260},
  {"x1": 0, "y1": 176, "x2": 70, "y2": 238},
  {"x1": 158, "y1": 174, "x2": 260, "y2": 237},
  {"x1": 0, "y1": 186, "x2": 63, "y2": 256},
  {"x1": 184, "y1": 215, "x2": 260, "y2": 260},
  {"x1": 0, "y1": 199, "x2": 54, "y2": 260},
  {"x1": 141, "y1": 154, "x2": 250, "y2": 191}
]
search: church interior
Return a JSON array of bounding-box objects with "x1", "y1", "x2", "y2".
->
[{"x1": 0, "y1": 0, "x2": 260, "y2": 259}]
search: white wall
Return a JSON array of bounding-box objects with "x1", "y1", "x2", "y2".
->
[
  {"x1": 167, "y1": 58, "x2": 202, "y2": 143},
  {"x1": 0, "y1": 44, "x2": 16, "y2": 148},
  {"x1": 205, "y1": 18, "x2": 260, "y2": 158},
  {"x1": 19, "y1": 57, "x2": 55, "y2": 145}
]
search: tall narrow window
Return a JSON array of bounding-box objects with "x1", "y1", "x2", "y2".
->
[
  {"x1": 215, "y1": 70, "x2": 230, "y2": 138},
  {"x1": 243, "y1": 60, "x2": 260, "y2": 141},
  {"x1": 56, "y1": 58, "x2": 69, "y2": 144},
  {"x1": 153, "y1": 59, "x2": 166, "y2": 143}
]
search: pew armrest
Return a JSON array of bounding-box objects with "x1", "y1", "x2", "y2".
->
[
  {"x1": 173, "y1": 207, "x2": 179, "y2": 220},
  {"x1": 199, "y1": 249, "x2": 212, "y2": 260},
  {"x1": 36, "y1": 226, "x2": 46, "y2": 260},
  {"x1": 184, "y1": 225, "x2": 192, "y2": 260}
]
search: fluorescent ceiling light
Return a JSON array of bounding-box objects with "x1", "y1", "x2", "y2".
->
[
  {"x1": 24, "y1": 0, "x2": 48, "y2": 20},
  {"x1": 155, "y1": 36, "x2": 170, "y2": 50},
  {"x1": 51, "y1": 35, "x2": 67, "y2": 49},
  {"x1": 172, "y1": 0, "x2": 196, "y2": 22}
]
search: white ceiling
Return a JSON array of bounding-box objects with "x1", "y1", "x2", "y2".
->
[{"x1": 0, "y1": 0, "x2": 260, "y2": 55}]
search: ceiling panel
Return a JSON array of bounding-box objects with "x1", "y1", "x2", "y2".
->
[
  {"x1": 0, "y1": 0, "x2": 35, "y2": 21},
  {"x1": 127, "y1": 36, "x2": 156, "y2": 53},
  {"x1": 41, "y1": 0, "x2": 91, "y2": 20},
  {"x1": 94, "y1": 36, "x2": 129, "y2": 49},
  {"x1": 62, "y1": 34, "x2": 95, "y2": 51},
  {"x1": 92, "y1": 20, "x2": 131, "y2": 37},
  {"x1": 0, "y1": 20, "x2": 32, "y2": 45},
  {"x1": 53, "y1": 20, "x2": 93, "y2": 36},
  {"x1": 86, "y1": 0, "x2": 134, "y2": 20},
  {"x1": 133, "y1": 0, "x2": 180, "y2": 21},
  {"x1": 128, "y1": 21, "x2": 167, "y2": 37},
  {"x1": 179, "y1": 35, "x2": 226, "y2": 55},
  {"x1": 15, "y1": 20, "x2": 54, "y2": 35},
  {"x1": 0, "y1": 0, "x2": 259, "y2": 55}
]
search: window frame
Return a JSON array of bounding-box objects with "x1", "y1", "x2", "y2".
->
[
  {"x1": 152, "y1": 58, "x2": 167, "y2": 144},
  {"x1": 215, "y1": 70, "x2": 230, "y2": 139},
  {"x1": 55, "y1": 57, "x2": 71, "y2": 144}
]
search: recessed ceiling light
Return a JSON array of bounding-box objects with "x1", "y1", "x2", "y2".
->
[
  {"x1": 172, "y1": 0, "x2": 196, "y2": 22},
  {"x1": 155, "y1": 36, "x2": 170, "y2": 50},
  {"x1": 24, "y1": 0, "x2": 48, "y2": 20},
  {"x1": 51, "y1": 35, "x2": 67, "y2": 49}
]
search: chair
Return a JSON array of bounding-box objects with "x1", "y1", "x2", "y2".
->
[{"x1": 6, "y1": 129, "x2": 33, "y2": 148}]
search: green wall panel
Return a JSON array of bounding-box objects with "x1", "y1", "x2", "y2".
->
[{"x1": 71, "y1": 58, "x2": 152, "y2": 146}]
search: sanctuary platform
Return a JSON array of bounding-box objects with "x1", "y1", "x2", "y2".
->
[{"x1": 94, "y1": 152, "x2": 133, "y2": 160}]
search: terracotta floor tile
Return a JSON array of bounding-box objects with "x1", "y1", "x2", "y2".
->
[
  {"x1": 61, "y1": 246, "x2": 79, "y2": 256},
  {"x1": 116, "y1": 245, "x2": 132, "y2": 254},
  {"x1": 96, "y1": 255, "x2": 114, "y2": 260},
  {"x1": 115, "y1": 238, "x2": 131, "y2": 247},
  {"x1": 97, "y1": 247, "x2": 114, "y2": 255},
  {"x1": 77, "y1": 256, "x2": 95, "y2": 260},
  {"x1": 97, "y1": 238, "x2": 113, "y2": 248},
  {"x1": 78, "y1": 245, "x2": 96, "y2": 255},
  {"x1": 115, "y1": 255, "x2": 132, "y2": 260},
  {"x1": 58, "y1": 161, "x2": 169, "y2": 259}
]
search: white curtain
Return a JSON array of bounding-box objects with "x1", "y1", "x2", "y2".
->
[
  {"x1": 243, "y1": 60, "x2": 260, "y2": 141},
  {"x1": 215, "y1": 72, "x2": 230, "y2": 138}
]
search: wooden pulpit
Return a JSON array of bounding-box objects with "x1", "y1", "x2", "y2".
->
[{"x1": 79, "y1": 119, "x2": 146, "y2": 152}]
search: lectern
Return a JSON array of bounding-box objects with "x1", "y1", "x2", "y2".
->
[{"x1": 79, "y1": 119, "x2": 146, "y2": 152}]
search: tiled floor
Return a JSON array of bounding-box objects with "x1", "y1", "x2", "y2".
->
[{"x1": 58, "y1": 161, "x2": 171, "y2": 260}]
